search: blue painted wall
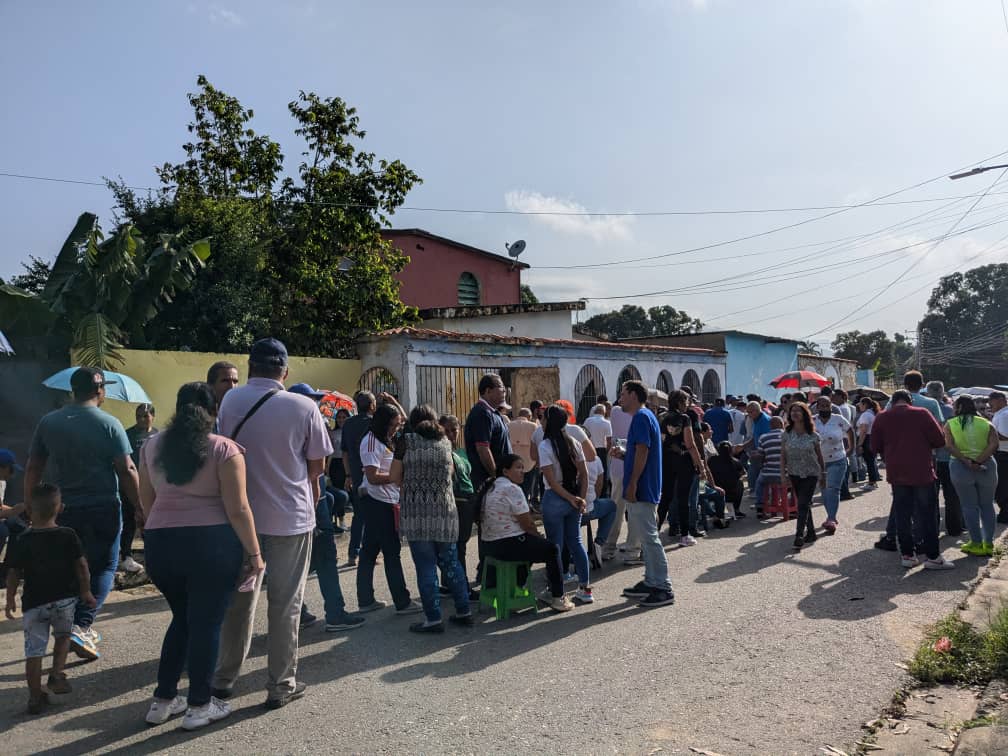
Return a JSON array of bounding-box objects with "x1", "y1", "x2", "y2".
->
[{"x1": 724, "y1": 333, "x2": 799, "y2": 397}]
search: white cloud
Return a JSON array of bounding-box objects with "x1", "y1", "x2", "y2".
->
[
  {"x1": 503, "y1": 190, "x2": 633, "y2": 243},
  {"x1": 208, "y1": 4, "x2": 242, "y2": 25}
]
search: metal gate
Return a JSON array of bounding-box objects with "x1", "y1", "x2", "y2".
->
[
  {"x1": 415, "y1": 366, "x2": 502, "y2": 424},
  {"x1": 616, "y1": 364, "x2": 642, "y2": 390},
  {"x1": 657, "y1": 370, "x2": 674, "y2": 395},
  {"x1": 701, "y1": 369, "x2": 722, "y2": 404},
  {"x1": 682, "y1": 369, "x2": 701, "y2": 397},
  {"x1": 358, "y1": 367, "x2": 399, "y2": 398},
  {"x1": 573, "y1": 363, "x2": 606, "y2": 422}
]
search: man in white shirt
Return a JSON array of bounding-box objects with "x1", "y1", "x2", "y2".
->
[
  {"x1": 583, "y1": 404, "x2": 613, "y2": 491},
  {"x1": 727, "y1": 398, "x2": 747, "y2": 447},
  {"x1": 813, "y1": 395, "x2": 854, "y2": 534},
  {"x1": 990, "y1": 390, "x2": 1008, "y2": 522},
  {"x1": 601, "y1": 404, "x2": 640, "y2": 562}
]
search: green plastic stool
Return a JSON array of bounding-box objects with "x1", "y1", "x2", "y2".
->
[{"x1": 479, "y1": 557, "x2": 538, "y2": 620}]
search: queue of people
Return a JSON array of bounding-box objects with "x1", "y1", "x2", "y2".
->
[{"x1": 4, "y1": 343, "x2": 1006, "y2": 724}]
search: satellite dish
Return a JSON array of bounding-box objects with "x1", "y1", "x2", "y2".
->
[{"x1": 506, "y1": 240, "x2": 526, "y2": 258}]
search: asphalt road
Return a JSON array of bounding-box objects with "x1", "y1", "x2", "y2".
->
[{"x1": 0, "y1": 485, "x2": 997, "y2": 755}]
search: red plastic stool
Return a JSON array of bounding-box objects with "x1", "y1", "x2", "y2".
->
[{"x1": 763, "y1": 483, "x2": 798, "y2": 521}]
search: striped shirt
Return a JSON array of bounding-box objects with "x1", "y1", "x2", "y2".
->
[{"x1": 758, "y1": 429, "x2": 784, "y2": 477}]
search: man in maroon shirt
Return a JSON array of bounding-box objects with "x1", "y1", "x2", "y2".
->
[{"x1": 871, "y1": 391, "x2": 954, "y2": 570}]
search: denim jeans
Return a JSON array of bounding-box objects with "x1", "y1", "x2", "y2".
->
[
  {"x1": 329, "y1": 488, "x2": 350, "y2": 519},
  {"x1": 935, "y1": 460, "x2": 963, "y2": 534},
  {"x1": 862, "y1": 436, "x2": 880, "y2": 483},
  {"x1": 584, "y1": 497, "x2": 617, "y2": 545},
  {"x1": 311, "y1": 494, "x2": 350, "y2": 622},
  {"x1": 541, "y1": 489, "x2": 590, "y2": 585},
  {"x1": 698, "y1": 485, "x2": 726, "y2": 520},
  {"x1": 603, "y1": 465, "x2": 639, "y2": 555},
  {"x1": 754, "y1": 472, "x2": 774, "y2": 510},
  {"x1": 747, "y1": 456, "x2": 763, "y2": 495},
  {"x1": 145, "y1": 524, "x2": 242, "y2": 706},
  {"x1": 347, "y1": 488, "x2": 364, "y2": 559},
  {"x1": 822, "y1": 459, "x2": 847, "y2": 521},
  {"x1": 355, "y1": 494, "x2": 411, "y2": 610},
  {"x1": 893, "y1": 484, "x2": 940, "y2": 559},
  {"x1": 628, "y1": 500, "x2": 672, "y2": 592},
  {"x1": 950, "y1": 459, "x2": 998, "y2": 545},
  {"x1": 57, "y1": 498, "x2": 121, "y2": 628},
  {"x1": 409, "y1": 540, "x2": 469, "y2": 623}
]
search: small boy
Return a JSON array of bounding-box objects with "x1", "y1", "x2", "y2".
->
[{"x1": 4, "y1": 483, "x2": 96, "y2": 714}]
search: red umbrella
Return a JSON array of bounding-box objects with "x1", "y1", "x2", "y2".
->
[
  {"x1": 317, "y1": 391, "x2": 356, "y2": 428},
  {"x1": 768, "y1": 370, "x2": 831, "y2": 389}
]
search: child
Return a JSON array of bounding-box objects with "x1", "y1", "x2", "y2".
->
[{"x1": 4, "y1": 483, "x2": 96, "y2": 714}]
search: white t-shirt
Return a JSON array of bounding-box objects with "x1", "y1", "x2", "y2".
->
[
  {"x1": 583, "y1": 415, "x2": 612, "y2": 449},
  {"x1": 813, "y1": 413, "x2": 852, "y2": 464},
  {"x1": 608, "y1": 406, "x2": 633, "y2": 479},
  {"x1": 993, "y1": 406, "x2": 1008, "y2": 453},
  {"x1": 585, "y1": 456, "x2": 604, "y2": 512},
  {"x1": 728, "y1": 409, "x2": 747, "y2": 445},
  {"x1": 359, "y1": 431, "x2": 399, "y2": 503},
  {"x1": 538, "y1": 434, "x2": 586, "y2": 485},
  {"x1": 856, "y1": 409, "x2": 876, "y2": 436},
  {"x1": 481, "y1": 477, "x2": 528, "y2": 541}
]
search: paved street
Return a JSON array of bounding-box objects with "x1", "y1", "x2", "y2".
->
[{"x1": 0, "y1": 485, "x2": 996, "y2": 755}]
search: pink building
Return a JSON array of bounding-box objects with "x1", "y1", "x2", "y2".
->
[{"x1": 382, "y1": 229, "x2": 528, "y2": 309}]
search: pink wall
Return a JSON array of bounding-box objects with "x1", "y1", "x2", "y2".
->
[{"x1": 384, "y1": 231, "x2": 522, "y2": 309}]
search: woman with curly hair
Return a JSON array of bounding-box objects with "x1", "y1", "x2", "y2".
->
[
  {"x1": 138, "y1": 382, "x2": 263, "y2": 730},
  {"x1": 780, "y1": 401, "x2": 826, "y2": 550}
]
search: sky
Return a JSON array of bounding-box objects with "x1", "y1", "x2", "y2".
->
[{"x1": 3, "y1": 1, "x2": 1008, "y2": 352}]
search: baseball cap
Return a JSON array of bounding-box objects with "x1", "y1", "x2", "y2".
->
[
  {"x1": 288, "y1": 382, "x2": 325, "y2": 399},
  {"x1": 249, "y1": 337, "x2": 288, "y2": 368},
  {"x1": 0, "y1": 448, "x2": 23, "y2": 471},
  {"x1": 70, "y1": 367, "x2": 118, "y2": 395}
]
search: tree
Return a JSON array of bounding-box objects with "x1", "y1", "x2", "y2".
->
[
  {"x1": 830, "y1": 329, "x2": 912, "y2": 381},
  {"x1": 797, "y1": 340, "x2": 822, "y2": 356},
  {"x1": 580, "y1": 304, "x2": 703, "y2": 340},
  {"x1": 0, "y1": 213, "x2": 209, "y2": 369},
  {"x1": 111, "y1": 76, "x2": 421, "y2": 356},
  {"x1": 7, "y1": 256, "x2": 52, "y2": 295},
  {"x1": 520, "y1": 284, "x2": 539, "y2": 305},
  {"x1": 917, "y1": 263, "x2": 1008, "y2": 387}
]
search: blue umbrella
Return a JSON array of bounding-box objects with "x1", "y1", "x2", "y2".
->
[{"x1": 42, "y1": 367, "x2": 153, "y2": 403}]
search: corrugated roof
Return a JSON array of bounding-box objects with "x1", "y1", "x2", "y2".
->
[
  {"x1": 382, "y1": 229, "x2": 531, "y2": 270},
  {"x1": 360, "y1": 327, "x2": 724, "y2": 356}
]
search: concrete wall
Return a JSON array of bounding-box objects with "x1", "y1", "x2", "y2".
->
[
  {"x1": 92, "y1": 349, "x2": 360, "y2": 430},
  {"x1": 724, "y1": 333, "x2": 800, "y2": 397},
  {"x1": 798, "y1": 354, "x2": 859, "y2": 390},
  {"x1": 420, "y1": 309, "x2": 573, "y2": 340},
  {"x1": 385, "y1": 231, "x2": 521, "y2": 309}
]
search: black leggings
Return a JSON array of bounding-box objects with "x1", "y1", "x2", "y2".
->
[
  {"x1": 790, "y1": 475, "x2": 818, "y2": 538},
  {"x1": 659, "y1": 455, "x2": 697, "y2": 534},
  {"x1": 861, "y1": 436, "x2": 880, "y2": 483},
  {"x1": 483, "y1": 533, "x2": 563, "y2": 597}
]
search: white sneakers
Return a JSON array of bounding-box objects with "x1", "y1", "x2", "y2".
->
[
  {"x1": 119, "y1": 556, "x2": 144, "y2": 574},
  {"x1": 147, "y1": 695, "x2": 232, "y2": 730},
  {"x1": 145, "y1": 696, "x2": 187, "y2": 725}
]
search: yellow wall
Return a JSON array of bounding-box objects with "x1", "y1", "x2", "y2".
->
[{"x1": 82, "y1": 349, "x2": 361, "y2": 430}]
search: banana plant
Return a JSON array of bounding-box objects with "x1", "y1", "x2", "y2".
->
[{"x1": 0, "y1": 212, "x2": 209, "y2": 369}]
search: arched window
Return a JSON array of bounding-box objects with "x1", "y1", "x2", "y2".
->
[
  {"x1": 457, "y1": 272, "x2": 480, "y2": 305},
  {"x1": 616, "y1": 364, "x2": 642, "y2": 390},
  {"x1": 656, "y1": 370, "x2": 674, "y2": 395},
  {"x1": 682, "y1": 369, "x2": 701, "y2": 397},
  {"x1": 358, "y1": 367, "x2": 399, "y2": 398},
  {"x1": 574, "y1": 364, "x2": 606, "y2": 423},
  {"x1": 701, "y1": 369, "x2": 721, "y2": 404}
]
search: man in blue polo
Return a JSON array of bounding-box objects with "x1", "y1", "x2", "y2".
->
[{"x1": 703, "y1": 398, "x2": 733, "y2": 445}]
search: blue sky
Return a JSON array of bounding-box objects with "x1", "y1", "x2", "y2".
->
[{"x1": 3, "y1": 1, "x2": 1008, "y2": 350}]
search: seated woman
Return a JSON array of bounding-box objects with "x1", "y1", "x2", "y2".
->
[
  {"x1": 707, "y1": 441, "x2": 746, "y2": 519},
  {"x1": 480, "y1": 454, "x2": 574, "y2": 613}
]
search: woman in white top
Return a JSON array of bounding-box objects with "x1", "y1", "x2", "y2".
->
[
  {"x1": 856, "y1": 397, "x2": 881, "y2": 488},
  {"x1": 480, "y1": 454, "x2": 573, "y2": 612},
  {"x1": 538, "y1": 406, "x2": 592, "y2": 604},
  {"x1": 355, "y1": 404, "x2": 420, "y2": 615}
]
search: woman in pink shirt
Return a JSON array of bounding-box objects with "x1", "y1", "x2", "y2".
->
[{"x1": 138, "y1": 383, "x2": 263, "y2": 731}]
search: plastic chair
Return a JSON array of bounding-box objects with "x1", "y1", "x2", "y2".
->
[
  {"x1": 479, "y1": 556, "x2": 538, "y2": 620},
  {"x1": 763, "y1": 483, "x2": 798, "y2": 521}
]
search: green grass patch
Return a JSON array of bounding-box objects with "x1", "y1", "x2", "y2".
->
[{"x1": 909, "y1": 604, "x2": 1008, "y2": 685}]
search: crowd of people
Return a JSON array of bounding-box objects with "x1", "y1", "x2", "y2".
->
[{"x1": 3, "y1": 337, "x2": 1007, "y2": 728}]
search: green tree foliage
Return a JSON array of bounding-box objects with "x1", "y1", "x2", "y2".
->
[
  {"x1": 917, "y1": 263, "x2": 1008, "y2": 387},
  {"x1": 111, "y1": 76, "x2": 421, "y2": 356},
  {"x1": 7, "y1": 255, "x2": 52, "y2": 295},
  {"x1": 520, "y1": 284, "x2": 539, "y2": 305},
  {"x1": 580, "y1": 304, "x2": 703, "y2": 340},
  {"x1": 0, "y1": 213, "x2": 209, "y2": 369},
  {"x1": 830, "y1": 329, "x2": 913, "y2": 381},
  {"x1": 797, "y1": 340, "x2": 822, "y2": 356}
]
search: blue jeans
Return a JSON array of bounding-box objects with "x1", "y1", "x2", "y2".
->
[
  {"x1": 348, "y1": 488, "x2": 364, "y2": 559},
  {"x1": 698, "y1": 484, "x2": 727, "y2": 519},
  {"x1": 893, "y1": 484, "x2": 940, "y2": 560},
  {"x1": 950, "y1": 459, "x2": 998, "y2": 544},
  {"x1": 822, "y1": 459, "x2": 847, "y2": 521},
  {"x1": 541, "y1": 489, "x2": 590, "y2": 586},
  {"x1": 145, "y1": 524, "x2": 242, "y2": 706},
  {"x1": 57, "y1": 498, "x2": 121, "y2": 628},
  {"x1": 628, "y1": 500, "x2": 672, "y2": 592},
  {"x1": 584, "y1": 497, "x2": 617, "y2": 544},
  {"x1": 310, "y1": 494, "x2": 350, "y2": 622},
  {"x1": 408, "y1": 540, "x2": 470, "y2": 623}
]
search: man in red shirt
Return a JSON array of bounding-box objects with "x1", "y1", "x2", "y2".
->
[{"x1": 871, "y1": 391, "x2": 954, "y2": 570}]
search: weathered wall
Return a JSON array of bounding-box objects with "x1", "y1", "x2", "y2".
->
[
  {"x1": 726, "y1": 334, "x2": 800, "y2": 397},
  {"x1": 420, "y1": 310, "x2": 573, "y2": 340},
  {"x1": 798, "y1": 354, "x2": 859, "y2": 390}
]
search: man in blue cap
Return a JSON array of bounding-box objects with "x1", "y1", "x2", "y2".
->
[{"x1": 23, "y1": 367, "x2": 140, "y2": 661}]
